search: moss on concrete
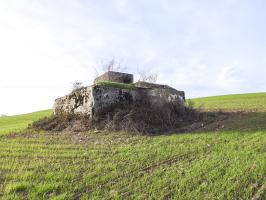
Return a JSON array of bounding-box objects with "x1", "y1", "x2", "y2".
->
[{"x1": 95, "y1": 81, "x2": 136, "y2": 89}]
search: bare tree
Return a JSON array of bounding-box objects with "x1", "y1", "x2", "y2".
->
[
  {"x1": 71, "y1": 81, "x2": 83, "y2": 91},
  {"x1": 102, "y1": 58, "x2": 127, "y2": 72},
  {"x1": 92, "y1": 65, "x2": 99, "y2": 77},
  {"x1": 138, "y1": 69, "x2": 158, "y2": 83}
]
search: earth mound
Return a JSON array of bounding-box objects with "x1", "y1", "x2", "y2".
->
[{"x1": 31, "y1": 101, "x2": 226, "y2": 134}]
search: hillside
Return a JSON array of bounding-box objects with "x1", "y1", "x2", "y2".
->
[
  {"x1": 0, "y1": 93, "x2": 265, "y2": 199},
  {"x1": 192, "y1": 92, "x2": 266, "y2": 112},
  {"x1": 192, "y1": 92, "x2": 266, "y2": 132},
  {"x1": 0, "y1": 110, "x2": 52, "y2": 135}
]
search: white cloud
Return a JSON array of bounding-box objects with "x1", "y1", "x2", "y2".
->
[
  {"x1": 0, "y1": 0, "x2": 266, "y2": 115},
  {"x1": 215, "y1": 65, "x2": 242, "y2": 92}
]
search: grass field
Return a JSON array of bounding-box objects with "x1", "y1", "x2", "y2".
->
[
  {"x1": 0, "y1": 93, "x2": 265, "y2": 199},
  {"x1": 0, "y1": 110, "x2": 52, "y2": 135},
  {"x1": 192, "y1": 92, "x2": 266, "y2": 112}
]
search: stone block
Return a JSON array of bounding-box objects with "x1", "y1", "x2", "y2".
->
[{"x1": 94, "y1": 71, "x2": 133, "y2": 84}]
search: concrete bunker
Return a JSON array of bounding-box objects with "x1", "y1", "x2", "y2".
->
[{"x1": 53, "y1": 72, "x2": 185, "y2": 119}]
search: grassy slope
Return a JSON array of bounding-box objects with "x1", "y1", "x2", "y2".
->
[
  {"x1": 0, "y1": 93, "x2": 265, "y2": 199},
  {"x1": 0, "y1": 110, "x2": 52, "y2": 135},
  {"x1": 192, "y1": 93, "x2": 266, "y2": 132},
  {"x1": 192, "y1": 92, "x2": 266, "y2": 112}
]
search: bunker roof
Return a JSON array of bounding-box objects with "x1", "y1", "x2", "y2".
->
[{"x1": 94, "y1": 71, "x2": 134, "y2": 84}]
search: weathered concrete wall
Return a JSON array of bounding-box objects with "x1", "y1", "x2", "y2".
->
[
  {"x1": 92, "y1": 86, "x2": 143, "y2": 114},
  {"x1": 147, "y1": 87, "x2": 185, "y2": 106},
  {"x1": 135, "y1": 81, "x2": 185, "y2": 102},
  {"x1": 94, "y1": 71, "x2": 133, "y2": 84},
  {"x1": 53, "y1": 82, "x2": 185, "y2": 118},
  {"x1": 53, "y1": 87, "x2": 94, "y2": 116}
]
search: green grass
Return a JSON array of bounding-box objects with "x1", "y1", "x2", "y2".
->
[
  {"x1": 0, "y1": 110, "x2": 52, "y2": 135},
  {"x1": 0, "y1": 93, "x2": 265, "y2": 199},
  {"x1": 96, "y1": 81, "x2": 136, "y2": 89},
  {"x1": 0, "y1": 131, "x2": 265, "y2": 199},
  {"x1": 192, "y1": 92, "x2": 266, "y2": 112}
]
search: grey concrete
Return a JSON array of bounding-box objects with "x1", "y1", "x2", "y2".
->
[
  {"x1": 94, "y1": 71, "x2": 134, "y2": 84},
  {"x1": 53, "y1": 73, "x2": 185, "y2": 118},
  {"x1": 53, "y1": 87, "x2": 94, "y2": 117}
]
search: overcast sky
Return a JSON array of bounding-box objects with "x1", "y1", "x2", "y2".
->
[{"x1": 1, "y1": 0, "x2": 266, "y2": 115}]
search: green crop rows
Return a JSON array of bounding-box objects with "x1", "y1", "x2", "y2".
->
[{"x1": 0, "y1": 93, "x2": 265, "y2": 199}]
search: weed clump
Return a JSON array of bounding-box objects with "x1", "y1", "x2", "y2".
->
[
  {"x1": 31, "y1": 99, "x2": 218, "y2": 134},
  {"x1": 97, "y1": 102, "x2": 195, "y2": 134},
  {"x1": 30, "y1": 113, "x2": 91, "y2": 132}
]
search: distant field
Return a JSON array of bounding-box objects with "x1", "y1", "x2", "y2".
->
[
  {"x1": 0, "y1": 110, "x2": 52, "y2": 135},
  {"x1": 192, "y1": 92, "x2": 266, "y2": 112},
  {"x1": 0, "y1": 93, "x2": 265, "y2": 199}
]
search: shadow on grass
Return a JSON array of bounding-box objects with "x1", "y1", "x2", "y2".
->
[{"x1": 171, "y1": 111, "x2": 266, "y2": 134}]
